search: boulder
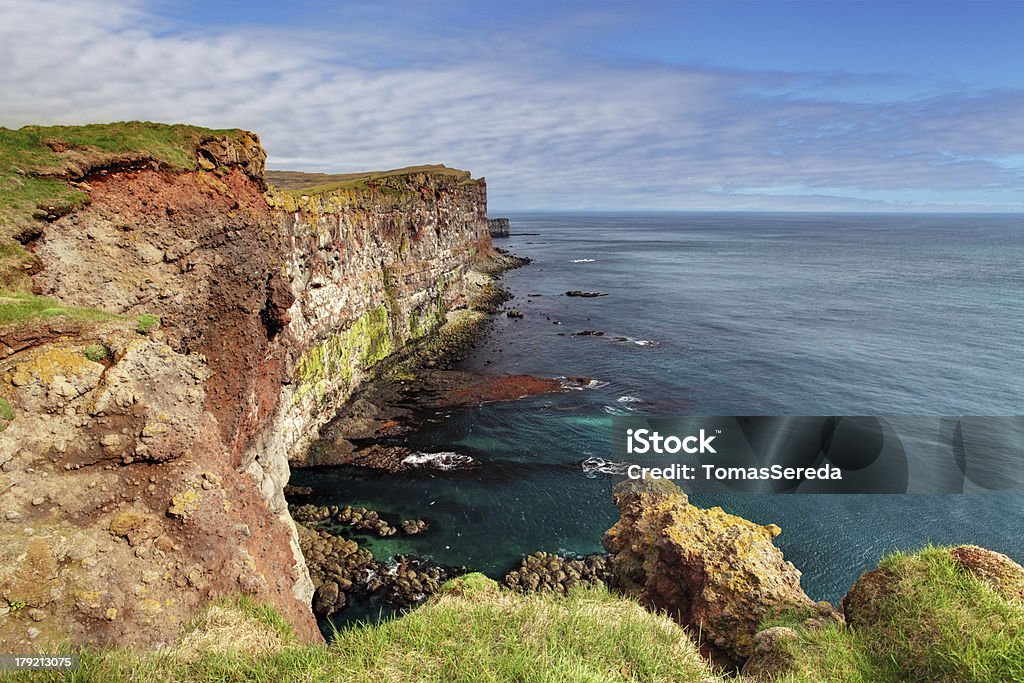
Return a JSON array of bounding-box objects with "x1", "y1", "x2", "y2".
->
[
  {"x1": 740, "y1": 626, "x2": 799, "y2": 679},
  {"x1": 950, "y1": 545, "x2": 1024, "y2": 604},
  {"x1": 603, "y1": 478, "x2": 814, "y2": 666}
]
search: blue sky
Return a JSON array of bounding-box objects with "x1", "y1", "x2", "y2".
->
[{"x1": 2, "y1": 0, "x2": 1023, "y2": 211}]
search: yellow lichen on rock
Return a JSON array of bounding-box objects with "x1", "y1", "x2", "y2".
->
[
  {"x1": 109, "y1": 511, "x2": 160, "y2": 546},
  {"x1": 603, "y1": 478, "x2": 831, "y2": 666},
  {"x1": 168, "y1": 490, "x2": 201, "y2": 520},
  {"x1": 9, "y1": 346, "x2": 100, "y2": 387}
]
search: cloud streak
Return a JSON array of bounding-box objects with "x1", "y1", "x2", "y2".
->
[{"x1": 1, "y1": 0, "x2": 1021, "y2": 210}]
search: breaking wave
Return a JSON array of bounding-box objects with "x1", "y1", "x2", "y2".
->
[
  {"x1": 401, "y1": 452, "x2": 475, "y2": 470},
  {"x1": 581, "y1": 457, "x2": 630, "y2": 477}
]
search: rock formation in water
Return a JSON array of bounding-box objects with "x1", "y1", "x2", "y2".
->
[
  {"x1": 602, "y1": 478, "x2": 840, "y2": 667},
  {"x1": 0, "y1": 123, "x2": 498, "y2": 650},
  {"x1": 487, "y1": 217, "x2": 510, "y2": 237}
]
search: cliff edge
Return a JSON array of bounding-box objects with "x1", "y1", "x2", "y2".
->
[{"x1": 0, "y1": 122, "x2": 497, "y2": 650}]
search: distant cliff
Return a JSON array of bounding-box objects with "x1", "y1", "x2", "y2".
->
[
  {"x1": 0, "y1": 123, "x2": 496, "y2": 649},
  {"x1": 488, "y1": 217, "x2": 510, "y2": 237}
]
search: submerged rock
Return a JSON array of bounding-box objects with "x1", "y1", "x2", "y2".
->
[
  {"x1": 603, "y1": 478, "x2": 818, "y2": 666},
  {"x1": 401, "y1": 519, "x2": 429, "y2": 535},
  {"x1": 297, "y1": 521, "x2": 462, "y2": 618}
]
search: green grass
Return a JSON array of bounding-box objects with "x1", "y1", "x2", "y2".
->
[
  {"x1": 24, "y1": 576, "x2": 723, "y2": 683},
  {"x1": 0, "y1": 396, "x2": 13, "y2": 421},
  {"x1": 0, "y1": 122, "x2": 247, "y2": 182},
  {"x1": 0, "y1": 291, "x2": 120, "y2": 326},
  {"x1": 136, "y1": 314, "x2": 160, "y2": 334},
  {"x1": 266, "y1": 165, "x2": 472, "y2": 197},
  {"x1": 778, "y1": 545, "x2": 1024, "y2": 683},
  {"x1": 82, "y1": 344, "x2": 108, "y2": 362}
]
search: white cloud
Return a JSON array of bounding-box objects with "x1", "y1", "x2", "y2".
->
[{"x1": 1, "y1": 0, "x2": 1022, "y2": 210}]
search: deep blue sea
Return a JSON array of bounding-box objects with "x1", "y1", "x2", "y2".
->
[{"x1": 293, "y1": 211, "x2": 1024, "y2": 612}]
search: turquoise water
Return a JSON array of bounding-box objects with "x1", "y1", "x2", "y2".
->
[{"x1": 292, "y1": 211, "x2": 1024, "y2": 608}]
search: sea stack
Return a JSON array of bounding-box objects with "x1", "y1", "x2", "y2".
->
[{"x1": 488, "y1": 217, "x2": 510, "y2": 237}]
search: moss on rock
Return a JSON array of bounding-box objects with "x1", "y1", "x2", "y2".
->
[{"x1": 294, "y1": 304, "x2": 394, "y2": 403}]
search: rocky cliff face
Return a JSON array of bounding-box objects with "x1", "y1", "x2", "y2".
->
[{"x1": 0, "y1": 126, "x2": 493, "y2": 650}]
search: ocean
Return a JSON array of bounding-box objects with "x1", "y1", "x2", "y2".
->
[{"x1": 291, "y1": 211, "x2": 1024, "y2": 615}]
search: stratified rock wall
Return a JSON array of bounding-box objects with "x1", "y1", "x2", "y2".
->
[{"x1": 0, "y1": 129, "x2": 491, "y2": 650}]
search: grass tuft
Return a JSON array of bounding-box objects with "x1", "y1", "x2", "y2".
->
[
  {"x1": 0, "y1": 290, "x2": 120, "y2": 327},
  {"x1": 136, "y1": 314, "x2": 160, "y2": 334},
  {"x1": 82, "y1": 344, "x2": 108, "y2": 362},
  {"x1": 0, "y1": 396, "x2": 13, "y2": 421}
]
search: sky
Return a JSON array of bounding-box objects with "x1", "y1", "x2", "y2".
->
[{"x1": 1, "y1": 0, "x2": 1023, "y2": 211}]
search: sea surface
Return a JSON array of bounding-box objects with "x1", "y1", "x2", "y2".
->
[{"x1": 292, "y1": 211, "x2": 1024, "y2": 621}]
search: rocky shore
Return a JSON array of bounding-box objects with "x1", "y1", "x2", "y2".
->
[{"x1": 290, "y1": 502, "x2": 465, "y2": 620}]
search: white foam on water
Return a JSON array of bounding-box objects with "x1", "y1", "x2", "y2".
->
[
  {"x1": 570, "y1": 258, "x2": 596, "y2": 263},
  {"x1": 401, "y1": 451, "x2": 475, "y2": 470},
  {"x1": 581, "y1": 457, "x2": 630, "y2": 477},
  {"x1": 617, "y1": 395, "x2": 641, "y2": 403},
  {"x1": 557, "y1": 377, "x2": 609, "y2": 390}
]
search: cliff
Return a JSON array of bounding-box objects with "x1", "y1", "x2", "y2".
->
[{"x1": 0, "y1": 123, "x2": 496, "y2": 650}]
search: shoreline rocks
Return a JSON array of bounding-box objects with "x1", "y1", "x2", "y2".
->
[
  {"x1": 294, "y1": 506, "x2": 464, "y2": 619},
  {"x1": 501, "y1": 551, "x2": 611, "y2": 594}
]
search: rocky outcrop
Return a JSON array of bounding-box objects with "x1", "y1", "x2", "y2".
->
[
  {"x1": 950, "y1": 545, "x2": 1024, "y2": 604},
  {"x1": 602, "y1": 479, "x2": 823, "y2": 667},
  {"x1": 0, "y1": 125, "x2": 495, "y2": 650},
  {"x1": 487, "y1": 217, "x2": 510, "y2": 237},
  {"x1": 296, "y1": 516, "x2": 464, "y2": 620}
]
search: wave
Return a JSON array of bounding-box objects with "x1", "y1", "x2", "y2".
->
[
  {"x1": 617, "y1": 395, "x2": 641, "y2": 403},
  {"x1": 558, "y1": 377, "x2": 610, "y2": 391},
  {"x1": 401, "y1": 451, "x2": 475, "y2": 471},
  {"x1": 570, "y1": 258, "x2": 596, "y2": 263},
  {"x1": 581, "y1": 457, "x2": 630, "y2": 477},
  {"x1": 609, "y1": 337, "x2": 661, "y2": 348}
]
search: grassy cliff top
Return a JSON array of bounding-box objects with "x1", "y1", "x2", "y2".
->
[
  {"x1": 266, "y1": 165, "x2": 474, "y2": 197},
  {"x1": 0, "y1": 121, "x2": 249, "y2": 216},
  {"x1": 46, "y1": 577, "x2": 723, "y2": 683},
  {"x1": 0, "y1": 122, "x2": 252, "y2": 291},
  {"x1": 16, "y1": 547, "x2": 1024, "y2": 682}
]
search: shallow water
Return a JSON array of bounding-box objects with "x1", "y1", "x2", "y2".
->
[{"x1": 293, "y1": 211, "x2": 1024, "y2": 622}]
